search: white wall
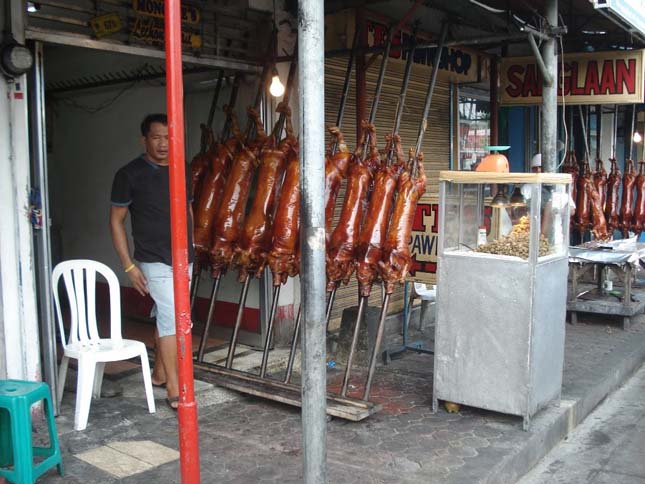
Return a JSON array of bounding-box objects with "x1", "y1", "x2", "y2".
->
[{"x1": 45, "y1": 44, "x2": 262, "y2": 307}]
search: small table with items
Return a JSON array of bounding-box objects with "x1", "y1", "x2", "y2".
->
[{"x1": 567, "y1": 238, "x2": 645, "y2": 329}]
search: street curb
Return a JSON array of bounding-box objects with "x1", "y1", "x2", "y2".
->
[{"x1": 483, "y1": 333, "x2": 645, "y2": 484}]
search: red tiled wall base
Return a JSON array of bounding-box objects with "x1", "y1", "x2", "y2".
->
[{"x1": 96, "y1": 282, "x2": 260, "y2": 333}]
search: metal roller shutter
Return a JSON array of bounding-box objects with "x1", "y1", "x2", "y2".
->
[{"x1": 324, "y1": 56, "x2": 451, "y2": 329}]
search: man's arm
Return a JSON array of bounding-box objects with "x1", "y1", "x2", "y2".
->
[{"x1": 109, "y1": 205, "x2": 148, "y2": 296}]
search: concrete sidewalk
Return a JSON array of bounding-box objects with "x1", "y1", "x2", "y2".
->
[
  {"x1": 519, "y1": 363, "x2": 645, "y2": 484},
  {"x1": 32, "y1": 312, "x2": 645, "y2": 483}
]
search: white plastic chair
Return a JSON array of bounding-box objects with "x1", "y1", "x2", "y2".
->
[
  {"x1": 52, "y1": 259, "x2": 155, "y2": 430},
  {"x1": 412, "y1": 283, "x2": 437, "y2": 330}
]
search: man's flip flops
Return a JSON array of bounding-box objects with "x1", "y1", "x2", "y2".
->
[
  {"x1": 166, "y1": 396, "x2": 179, "y2": 412},
  {"x1": 152, "y1": 381, "x2": 166, "y2": 389}
]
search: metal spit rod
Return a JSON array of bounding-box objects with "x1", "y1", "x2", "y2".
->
[
  {"x1": 191, "y1": 75, "x2": 241, "y2": 311},
  {"x1": 284, "y1": 305, "x2": 302, "y2": 383},
  {"x1": 196, "y1": 275, "x2": 221, "y2": 362},
  {"x1": 219, "y1": 75, "x2": 241, "y2": 142},
  {"x1": 387, "y1": 33, "x2": 417, "y2": 164},
  {"x1": 226, "y1": 50, "x2": 299, "y2": 371},
  {"x1": 363, "y1": 293, "x2": 390, "y2": 400},
  {"x1": 414, "y1": 22, "x2": 449, "y2": 161},
  {"x1": 335, "y1": 24, "x2": 361, "y2": 132},
  {"x1": 578, "y1": 105, "x2": 590, "y2": 161},
  {"x1": 361, "y1": 23, "x2": 449, "y2": 401},
  {"x1": 359, "y1": 25, "x2": 395, "y2": 162},
  {"x1": 326, "y1": 26, "x2": 395, "y2": 328},
  {"x1": 194, "y1": 58, "x2": 275, "y2": 360},
  {"x1": 341, "y1": 296, "x2": 367, "y2": 396},
  {"x1": 260, "y1": 286, "x2": 281, "y2": 377},
  {"x1": 340, "y1": 33, "x2": 418, "y2": 394},
  {"x1": 225, "y1": 276, "x2": 252, "y2": 368}
]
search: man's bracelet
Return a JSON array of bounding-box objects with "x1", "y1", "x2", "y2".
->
[{"x1": 124, "y1": 263, "x2": 136, "y2": 273}]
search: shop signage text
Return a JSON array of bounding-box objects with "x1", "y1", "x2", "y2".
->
[
  {"x1": 324, "y1": 10, "x2": 487, "y2": 84},
  {"x1": 368, "y1": 21, "x2": 476, "y2": 82},
  {"x1": 131, "y1": 16, "x2": 202, "y2": 49},
  {"x1": 90, "y1": 13, "x2": 122, "y2": 38},
  {"x1": 132, "y1": 0, "x2": 200, "y2": 25},
  {"x1": 410, "y1": 199, "x2": 439, "y2": 284},
  {"x1": 500, "y1": 49, "x2": 645, "y2": 105}
]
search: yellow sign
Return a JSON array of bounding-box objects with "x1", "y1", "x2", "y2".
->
[
  {"x1": 131, "y1": 16, "x2": 201, "y2": 49},
  {"x1": 132, "y1": 0, "x2": 200, "y2": 25},
  {"x1": 89, "y1": 13, "x2": 122, "y2": 39},
  {"x1": 500, "y1": 49, "x2": 645, "y2": 105}
]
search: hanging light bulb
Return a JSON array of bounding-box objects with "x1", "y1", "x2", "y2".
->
[
  {"x1": 269, "y1": 67, "x2": 285, "y2": 97},
  {"x1": 634, "y1": 131, "x2": 642, "y2": 144}
]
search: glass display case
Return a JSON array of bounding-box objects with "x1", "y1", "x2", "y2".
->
[{"x1": 432, "y1": 171, "x2": 572, "y2": 429}]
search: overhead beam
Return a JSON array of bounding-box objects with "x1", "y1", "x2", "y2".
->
[{"x1": 25, "y1": 27, "x2": 261, "y2": 73}]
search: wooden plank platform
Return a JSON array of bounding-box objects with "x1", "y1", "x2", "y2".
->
[{"x1": 194, "y1": 362, "x2": 382, "y2": 421}]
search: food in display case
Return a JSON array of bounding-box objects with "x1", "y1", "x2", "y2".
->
[{"x1": 475, "y1": 216, "x2": 551, "y2": 258}]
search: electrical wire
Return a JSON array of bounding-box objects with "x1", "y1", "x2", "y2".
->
[
  {"x1": 56, "y1": 79, "x2": 139, "y2": 114},
  {"x1": 52, "y1": 64, "x2": 151, "y2": 114}
]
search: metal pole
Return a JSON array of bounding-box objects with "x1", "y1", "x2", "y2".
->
[
  {"x1": 541, "y1": 0, "x2": 558, "y2": 173},
  {"x1": 368, "y1": 27, "x2": 394, "y2": 125},
  {"x1": 596, "y1": 105, "x2": 601, "y2": 160},
  {"x1": 298, "y1": 0, "x2": 327, "y2": 482},
  {"x1": 355, "y1": 8, "x2": 366, "y2": 144},
  {"x1": 340, "y1": 296, "x2": 367, "y2": 396},
  {"x1": 220, "y1": 75, "x2": 241, "y2": 142},
  {"x1": 164, "y1": 0, "x2": 200, "y2": 480},
  {"x1": 336, "y1": 24, "x2": 360, "y2": 130},
  {"x1": 363, "y1": 294, "x2": 390, "y2": 400},
  {"x1": 415, "y1": 22, "x2": 449, "y2": 157},
  {"x1": 201, "y1": 70, "x2": 224, "y2": 154},
  {"x1": 630, "y1": 104, "x2": 636, "y2": 160},
  {"x1": 325, "y1": 286, "x2": 337, "y2": 330},
  {"x1": 578, "y1": 105, "x2": 590, "y2": 160},
  {"x1": 31, "y1": 41, "x2": 59, "y2": 414},
  {"x1": 196, "y1": 275, "x2": 220, "y2": 362},
  {"x1": 260, "y1": 286, "x2": 281, "y2": 377},
  {"x1": 391, "y1": 35, "x2": 416, "y2": 137},
  {"x1": 613, "y1": 105, "x2": 618, "y2": 158},
  {"x1": 490, "y1": 55, "x2": 499, "y2": 146},
  {"x1": 284, "y1": 305, "x2": 302, "y2": 384},
  {"x1": 225, "y1": 275, "x2": 252, "y2": 369}
]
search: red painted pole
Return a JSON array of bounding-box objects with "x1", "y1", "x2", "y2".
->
[{"x1": 164, "y1": 1, "x2": 201, "y2": 482}]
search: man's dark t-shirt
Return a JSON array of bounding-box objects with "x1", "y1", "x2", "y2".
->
[{"x1": 111, "y1": 156, "x2": 194, "y2": 266}]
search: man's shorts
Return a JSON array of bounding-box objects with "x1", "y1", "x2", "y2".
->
[{"x1": 139, "y1": 262, "x2": 192, "y2": 338}]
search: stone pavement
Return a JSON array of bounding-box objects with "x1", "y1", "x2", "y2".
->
[
  {"x1": 27, "y1": 312, "x2": 645, "y2": 484},
  {"x1": 518, "y1": 363, "x2": 645, "y2": 484}
]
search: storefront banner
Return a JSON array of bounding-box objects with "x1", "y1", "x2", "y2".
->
[
  {"x1": 325, "y1": 10, "x2": 488, "y2": 84},
  {"x1": 500, "y1": 49, "x2": 645, "y2": 105}
]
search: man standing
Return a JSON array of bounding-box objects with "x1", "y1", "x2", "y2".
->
[{"x1": 109, "y1": 113, "x2": 193, "y2": 411}]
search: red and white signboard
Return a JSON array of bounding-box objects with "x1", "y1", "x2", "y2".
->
[{"x1": 500, "y1": 49, "x2": 645, "y2": 105}]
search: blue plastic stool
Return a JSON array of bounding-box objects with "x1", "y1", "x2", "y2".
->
[{"x1": 0, "y1": 380, "x2": 63, "y2": 484}]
